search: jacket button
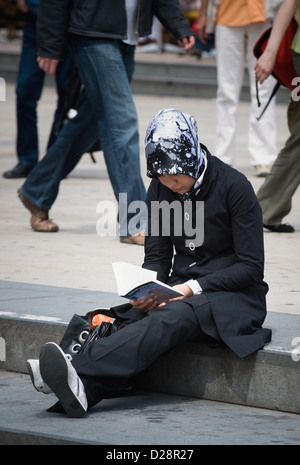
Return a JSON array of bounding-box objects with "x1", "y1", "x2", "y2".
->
[
  {"x1": 185, "y1": 212, "x2": 190, "y2": 221},
  {"x1": 189, "y1": 242, "x2": 195, "y2": 251}
]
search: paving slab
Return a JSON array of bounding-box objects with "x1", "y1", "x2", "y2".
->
[{"x1": 0, "y1": 371, "x2": 299, "y2": 446}]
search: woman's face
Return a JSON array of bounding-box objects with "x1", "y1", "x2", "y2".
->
[{"x1": 158, "y1": 174, "x2": 195, "y2": 194}]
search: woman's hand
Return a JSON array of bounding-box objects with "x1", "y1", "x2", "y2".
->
[
  {"x1": 254, "y1": 50, "x2": 276, "y2": 84},
  {"x1": 194, "y1": 15, "x2": 209, "y2": 44},
  {"x1": 254, "y1": 0, "x2": 299, "y2": 84},
  {"x1": 130, "y1": 296, "x2": 158, "y2": 314}
]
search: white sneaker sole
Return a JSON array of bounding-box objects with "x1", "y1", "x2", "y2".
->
[{"x1": 39, "y1": 343, "x2": 87, "y2": 418}]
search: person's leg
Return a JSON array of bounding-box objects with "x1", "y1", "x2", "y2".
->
[
  {"x1": 5, "y1": 23, "x2": 73, "y2": 180},
  {"x1": 71, "y1": 298, "x2": 209, "y2": 409},
  {"x1": 246, "y1": 22, "x2": 277, "y2": 171},
  {"x1": 21, "y1": 89, "x2": 99, "y2": 211},
  {"x1": 39, "y1": 297, "x2": 214, "y2": 415},
  {"x1": 256, "y1": 100, "x2": 300, "y2": 226},
  {"x1": 256, "y1": 51, "x2": 300, "y2": 228},
  {"x1": 215, "y1": 25, "x2": 245, "y2": 166},
  {"x1": 16, "y1": 13, "x2": 44, "y2": 167},
  {"x1": 70, "y1": 37, "x2": 147, "y2": 237}
]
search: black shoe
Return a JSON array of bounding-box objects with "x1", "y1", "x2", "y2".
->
[
  {"x1": 263, "y1": 223, "x2": 295, "y2": 233},
  {"x1": 46, "y1": 400, "x2": 66, "y2": 414},
  {"x1": 3, "y1": 162, "x2": 35, "y2": 179}
]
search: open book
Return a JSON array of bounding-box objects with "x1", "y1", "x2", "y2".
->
[{"x1": 112, "y1": 262, "x2": 183, "y2": 304}]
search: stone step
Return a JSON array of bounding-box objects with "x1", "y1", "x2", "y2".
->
[
  {"x1": 0, "y1": 46, "x2": 290, "y2": 103},
  {"x1": 1, "y1": 370, "x2": 300, "y2": 445},
  {"x1": 0, "y1": 281, "x2": 299, "y2": 416}
]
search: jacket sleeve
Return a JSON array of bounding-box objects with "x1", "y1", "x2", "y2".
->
[
  {"x1": 142, "y1": 181, "x2": 174, "y2": 283},
  {"x1": 37, "y1": 0, "x2": 71, "y2": 60},
  {"x1": 153, "y1": 0, "x2": 193, "y2": 40},
  {"x1": 197, "y1": 178, "x2": 265, "y2": 292}
]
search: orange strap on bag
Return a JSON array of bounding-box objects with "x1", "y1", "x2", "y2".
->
[
  {"x1": 91, "y1": 313, "x2": 116, "y2": 327},
  {"x1": 88, "y1": 309, "x2": 120, "y2": 331}
]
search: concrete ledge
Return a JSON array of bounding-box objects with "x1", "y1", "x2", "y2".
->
[
  {"x1": 0, "y1": 316, "x2": 66, "y2": 373},
  {"x1": 0, "y1": 311, "x2": 299, "y2": 415},
  {"x1": 135, "y1": 342, "x2": 299, "y2": 414},
  {"x1": 0, "y1": 426, "x2": 92, "y2": 446}
]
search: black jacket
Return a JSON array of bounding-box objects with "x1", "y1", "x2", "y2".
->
[
  {"x1": 37, "y1": 0, "x2": 192, "y2": 59},
  {"x1": 143, "y1": 151, "x2": 271, "y2": 358}
]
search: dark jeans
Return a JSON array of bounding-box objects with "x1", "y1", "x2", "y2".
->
[
  {"x1": 22, "y1": 88, "x2": 99, "y2": 206},
  {"x1": 16, "y1": 12, "x2": 72, "y2": 166},
  {"x1": 22, "y1": 37, "x2": 146, "y2": 236}
]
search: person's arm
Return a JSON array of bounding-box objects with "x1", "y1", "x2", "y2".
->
[
  {"x1": 194, "y1": 0, "x2": 209, "y2": 44},
  {"x1": 255, "y1": 0, "x2": 300, "y2": 83},
  {"x1": 36, "y1": 0, "x2": 71, "y2": 76},
  {"x1": 17, "y1": 0, "x2": 28, "y2": 13},
  {"x1": 154, "y1": 0, "x2": 195, "y2": 50},
  {"x1": 142, "y1": 181, "x2": 174, "y2": 282},
  {"x1": 22, "y1": 0, "x2": 39, "y2": 15},
  {"x1": 130, "y1": 180, "x2": 174, "y2": 313},
  {"x1": 197, "y1": 178, "x2": 265, "y2": 292}
]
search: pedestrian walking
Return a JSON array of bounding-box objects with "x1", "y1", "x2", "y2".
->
[{"x1": 17, "y1": 0, "x2": 195, "y2": 243}]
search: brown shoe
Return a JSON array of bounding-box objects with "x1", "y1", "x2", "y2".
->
[
  {"x1": 30, "y1": 217, "x2": 59, "y2": 232},
  {"x1": 17, "y1": 188, "x2": 59, "y2": 232},
  {"x1": 120, "y1": 229, "x2": 145, "y2": 245}
]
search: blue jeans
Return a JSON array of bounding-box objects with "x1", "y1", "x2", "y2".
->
[
  {"x1": 22, "y1": 38, "x2": 146, "y2": 237},
  {"x1": 16, "y1": 12, "x2": 72, "y2": 166}
]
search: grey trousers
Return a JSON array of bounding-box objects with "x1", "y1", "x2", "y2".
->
[{"x1": 256, "y1": 50, "x2": 300, "y2": 225}]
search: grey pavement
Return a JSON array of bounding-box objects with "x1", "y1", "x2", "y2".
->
[
  {"x1": 1, "y1": 370, "x2": 300, "y2": 445},
  {"x1": 0, "y1": 63, "x2": 300, "y2": 445}
]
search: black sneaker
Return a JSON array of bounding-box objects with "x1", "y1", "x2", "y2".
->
[
  {"x1": 263, "y1": 223, "x2": 295, "y2": 233},
  {"x1": 3, "y1": 162, "x2": 35, "y2": 179}
]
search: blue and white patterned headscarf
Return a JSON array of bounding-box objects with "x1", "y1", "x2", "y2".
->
[{"x1": 145, "y1": 108, "x2": 205, "y2": 181}]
